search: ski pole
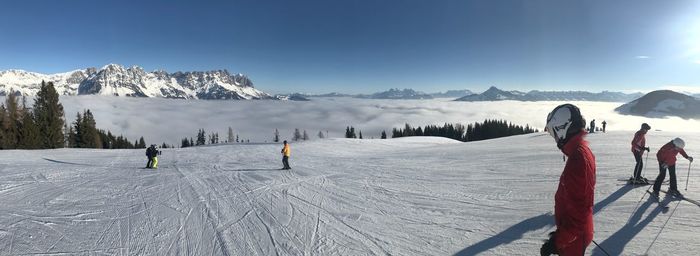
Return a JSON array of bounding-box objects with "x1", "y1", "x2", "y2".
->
[
  {"x1": 592, "y1": 240, "x2": 611, "y2": 256},
  {"x1": 686, "y1": 161, "x2": 692, "y2": 191},
  {"x1": 642, "y1": 150, "x2": 649, "y2": 179}
]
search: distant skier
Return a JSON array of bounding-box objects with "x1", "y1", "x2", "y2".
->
[
  {"x1": 652, "y1": 138, "x2": 693, "y2": 198},
  {"x1": 541, "y1": 104, "x2": 596, "y2": 256},
  {"x1": 152, "y1": 145, "x2": 160, "y2": 169},
  {"x1": 281, "y1": 140, "x2": 291, "y2": 170},
  {"x1": 146, "y1": 145, "x2": 154, "y2": 168},
  {"x1": 589, "y1": 119, "x2": 595, "y2": 133},
  {"x1": 146, "y1": 144, "x2": 160, "y2": 169},
  {"x1": 630, "y1": 123, "x2": 651, "y2": 184},
  {"x1": 601, "y1": 120, "x2": 607, "y2": 133}
]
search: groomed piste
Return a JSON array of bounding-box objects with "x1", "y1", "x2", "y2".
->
[{"x1": 0, "y1": 131, "x2": 698, "y2": 255}]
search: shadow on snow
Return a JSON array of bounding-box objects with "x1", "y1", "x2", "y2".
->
[
  {"x1": 454, "y1": 185, "x2": 637, "y2": 255},
  {"x1": 42, "y1": 157, "x2": 95, "y2": 166}
]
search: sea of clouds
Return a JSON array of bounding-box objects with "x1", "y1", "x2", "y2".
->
[{"x1": 40, "y1": 96, "x2": 699, "y2": 146}]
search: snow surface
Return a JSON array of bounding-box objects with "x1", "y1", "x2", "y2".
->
[{"x1": 1, "y1": 131, "x2": 699, "y2": 255}]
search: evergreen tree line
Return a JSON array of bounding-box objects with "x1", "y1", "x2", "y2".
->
[
  {"x1": 391, "y1": 120, "x2": 538, "y2": 142},
  {"x1": 66, "y1": 109, "x2": 144, "y2": 149},
  {"x1": 181, "y1": 127, "x2": 241, "y2": 148},
  {"x1": 0, "y1": 81, "x2": 145, "y2": 150},
  {"x1": 345, "y1": 126, "x2": 363, "y2": 139},
  {"x1": 0, "y1": 82, "x2": 66, "y2": 149}
]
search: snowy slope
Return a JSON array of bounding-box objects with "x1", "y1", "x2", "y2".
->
[{"x1": 1, "y1": 132, "x2": 699, "y2": 255}]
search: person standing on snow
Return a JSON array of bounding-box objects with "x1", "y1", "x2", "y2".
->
[
  {"x1": 151, "y1": 145, "x2": 160, "y2": 169},
  {"x1": 630, "y1": 123, "x2": 651, "y2": 184},
  {"x1": 281, "y1": 140, "x2": 291, "y2": 170},
  {"x1": 601, "y1": 120, "x2": 607, "y2": 133},
  {"x1": 652, "y1": 138, "x2": 693, "y2": 198},
  {"x1": 541, "y1": 104, "x2": 596, "y2": 256},
  {"x1": 146, "y1": 145, "x2": 154, "y2": 168},
  {"x1": 589, "y1": 119, "x2": 596, "y2": 133}
]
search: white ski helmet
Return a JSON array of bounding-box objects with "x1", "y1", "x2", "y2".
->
[
  {"x1": 546, "y1": 104, "x2": 585, "y2": 147},
  {"x1": 672, "y1": 137, "x2": 685, "y2": 149}
]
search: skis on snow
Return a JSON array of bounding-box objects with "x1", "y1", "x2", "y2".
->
[
  {"x1": 646, "y1": 190, "x2": 669, "y2": 209},
  {"x1": 617, "y1": 178, "x2": 669, "y2": 185},
  {"x1": 659, "y1": 190, "x2": 700, "y2": 207}
]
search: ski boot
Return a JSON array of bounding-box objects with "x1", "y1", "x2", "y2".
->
[{"x1": 668, "y1": 190, "x2": 683, "y2": 198}]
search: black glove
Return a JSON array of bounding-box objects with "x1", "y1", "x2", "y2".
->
[
  {"x1": 540, "y1": 232, "x2": 558, "y2": 256},
  {"x1": 645, "y1": 147, "x2": 650, "y2": 152}
]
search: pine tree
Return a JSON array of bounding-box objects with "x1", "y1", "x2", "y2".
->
[
  {"x1": 138, "y1": 137, "x2": 146, "y2": 148},
  {"x1": 196, "y1": 129, "x2": 206, "y2": 146},
  {"x1": 72, "y1": 112, "x2": 83, "y2": 147},
  {"x1": 350, "y1": 127, "x2": 356, "y2": 138},
  {"x1": 303, "y1": 130, "x2": 309, "y2": 140},
  {"x1": 2, "y1": 92, "x2": 20, "y2": 148},
  {"x1": 33, "y1": 81, "x2": 65, "y2": 148},
  {"x1": 381, "y1": 130, "x2": 387, "y2": 139},
  {"x1": 80, "y1": 110, "x2": 100, "y2": 148},
  {"x1": 181, "y1": 138, "x2": 190, "y2": 148},
  {"x1": 18, "y1": 108, "x2": 40, "y2": 149},
  {"x1": 359, "y1": 130, "x2": 363, "y2": 139},
  {"x1": 0, "y1": 105, "x2": 5, "y2": 149},
  {"x1": 293, "y1": 128, "x2": 302, "y2": 141},
  {"x1": 190, "y1": 137, "x2": 194, "y2": 146},
  {"x1": 228, "y1": 127, "x2": 234, "y2": 143},
  {"x1": 274, "y1": 129, "x2": 280, "y2": 142},
  {"x1": 318, "y1": 131, "x2": 324, "y2": 139}
]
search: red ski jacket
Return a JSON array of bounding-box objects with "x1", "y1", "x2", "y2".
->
[
  {"x1": 656, "y1": 141, "x2": 688, "y2": 166},
  {"x1": 555, "y1": 131, "x2": 596, "y2": 255},
  {"x1": 631, "y1": 130, "x2": 646, "y2": 153}
]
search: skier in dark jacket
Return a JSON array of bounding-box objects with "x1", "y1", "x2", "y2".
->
[
  {"x1": 146, "y1": 145, "x2": 154, "y2": 168},
  {"x1": 652, "y1": 138, "x2": 693, "y2": 197},
  {"x1": 601, "y1": 120, "x2": 607, "y2": 133},
  {"x1": 630, "y1": 123, "x2": 651, "y2": 184},
  {"x1": 541, "y1": 104, "x2": 596, "y2": 256},
  {"x1": 589, "y1": 119, "x2": 595, "y2": 133}
]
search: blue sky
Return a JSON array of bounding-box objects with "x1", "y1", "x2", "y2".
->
[{"x1": 1, "y1": 0, "x2": 699, "y2": 94}]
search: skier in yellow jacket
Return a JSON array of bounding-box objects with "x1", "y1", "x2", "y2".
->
[{"x1": 281, "y1": 140, "x2": 291, "y2": 170}]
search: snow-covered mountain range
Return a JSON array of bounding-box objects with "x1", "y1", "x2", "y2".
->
[
  {"x1": 0, "y1": 64, "x2": 273, "y2": 100},
  {"x1": 455, "y1": 86, "x2": 643, "y2": 102},
  {"x1": 356, "y1": 88, "x2": 434, "y2": 99},
  {"x1": 615, "y1": 90, "x2": 700, "y2": 119},
  {"x1": 430, "y1": 89, "x2": 474, "y2": 98},
  {"x1": 274, "y1": 93, "x2": 311, "y2": 101}
]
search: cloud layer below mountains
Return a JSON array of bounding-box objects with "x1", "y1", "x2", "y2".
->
[{"x1": 48, "y1": 96, "x2": 700, "y2": 145}]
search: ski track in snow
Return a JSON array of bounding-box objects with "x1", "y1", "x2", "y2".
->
[{"x1": 0, "y1": 131, "x2": 699, "y2": 255}]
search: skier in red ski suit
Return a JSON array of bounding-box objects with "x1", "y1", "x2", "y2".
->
[{"x1": 541, "y1": 104, "x2": 596, "y2": 256}]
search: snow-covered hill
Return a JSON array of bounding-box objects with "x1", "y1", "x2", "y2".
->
[
  {"x1": 0, "y1": 64, "x2": 273, "y2": 100},
  {"x1": 615, "y1": 90, "x2": 700, "y2": 119},
  {"x1": 1, "y1": 131, "x2": 699, "y2": 255}
]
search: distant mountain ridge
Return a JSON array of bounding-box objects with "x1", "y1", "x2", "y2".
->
[
  {"x1": 455, "y1": 86, "x2": 643, "y2": 102},
  {"x1": 430, "y1": 90, "x2": 474, "y2": 98},
  {"x1": 615, "y1": 90, "x2": 700, "y2": 119},
  {"x1": 306, "y1": 89, "x2": 471, "y2": 99},
  {"x1": 356, "y1": 88, "x2": 433, "y2": 99},
  {"x1": 0, "y1": 64, "x2": 272, "y2": 100}
]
